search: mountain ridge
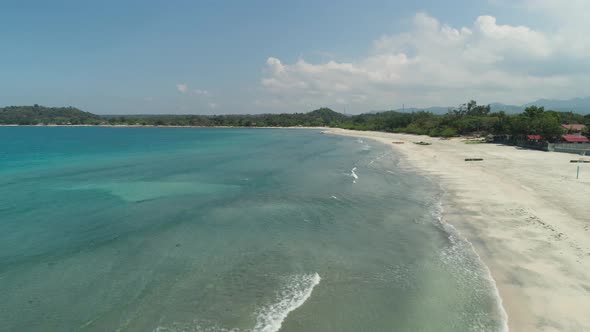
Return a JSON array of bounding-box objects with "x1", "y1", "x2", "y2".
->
[{"x1": 379, "y1": 97, "x2": 590, "y2": 115}]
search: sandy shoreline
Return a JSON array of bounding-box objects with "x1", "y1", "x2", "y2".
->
[{"x1": 324, "y1": 128, "x2": 590, "y2": 332}]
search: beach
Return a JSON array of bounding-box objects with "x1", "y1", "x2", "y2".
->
[{"x1": 325, "y1": 128, "x2": 590, "y2": 332}]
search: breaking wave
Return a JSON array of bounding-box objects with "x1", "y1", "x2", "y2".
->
[
  {"x1": 253, "y1": 273, "x2": 321, "y2": 332},
  {"x1": 432, "y1": 198, "x2": 509, "y2": 332},
  {"x1": 154, "y1": 273, "x2": 321, "y2": 332}
]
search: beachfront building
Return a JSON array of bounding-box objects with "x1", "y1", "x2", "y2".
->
[
  {"x1": 550, "y1": 134, "x2": 590, "y2": 154},
  {"x1": 507, "y1": 132, "x2": 590, "y2": 154},
  {"x1": 561, "y1": 134, "x2": 590, "y2": 144},
  {"x1": 561, "y1": 123, "x2": 586, "y2": 134},
  {"x1": 526, "y1": 134, "x2": 542, "y2": 143}
]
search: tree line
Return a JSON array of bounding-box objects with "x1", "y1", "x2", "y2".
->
[
  {"x1": 2, "y1": 102, "x2": 589, "y2": 141},
  {"x1": 0, "y1": 105, "x2": 102, "y2": 125},
  {"x1": 337, "y1": 101, "x2": 590, "y2": 141}
]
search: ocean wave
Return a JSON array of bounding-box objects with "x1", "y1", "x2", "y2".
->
[
  {"x1": 367, "y1": 152, "x2": 390, "y2": 167},
  {"x1": 253, "y1": 273, "x2": 321, "y2": 332},
  {"x1": 432, "y1": 198, "x2": 509, "y2": 332},
  {"x1": 154, "y1": 273, "x2": 321, "y2": 332}
]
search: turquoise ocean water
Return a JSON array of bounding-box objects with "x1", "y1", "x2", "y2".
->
[{"x1": 0, "y1": 127, "x2": 506, "y2": 332}]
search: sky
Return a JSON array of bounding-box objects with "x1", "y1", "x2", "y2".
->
[{"x1": 1, "y1": 0, "x2": 589, "y2": 114}]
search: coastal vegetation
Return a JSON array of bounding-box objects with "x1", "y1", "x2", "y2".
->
[
  {"x1": 338, "y1": 102, "x2": 589, "y2": 142},
  {"x1": 2, "y1": 102, "x2": 589, "y2": 141},
  {"x1": 0, "y1": 105, "x2": 102, "y2": 125}
]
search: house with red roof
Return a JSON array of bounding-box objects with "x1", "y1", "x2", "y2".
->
[
  {"x1": 558, "y1": 124, "x2": 589, "y2": 145},
  {"x1": 561, "y1": 124, "x2": 586, "y2": 133},
  {"x1": 526, "y1": 134, "x2": 542, "y2": 142},
  {"x1": 561, "y1": 134, "x2": 590, "y2": 143}
]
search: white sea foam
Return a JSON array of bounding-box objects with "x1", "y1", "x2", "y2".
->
[
  {"x1": 432, "y1": 197, "x2": 509, "y2": 332},
  {"x1": 368, "y1": 152, "x2": 388, "y2": 166},
  {"x1": 253, "y1": 273, "x2": 321, "y2": 332},
  {"x1": 154, "y1": 273, "x2": 320, "y2": 332},
  {"x1": 331, "y1": 195, "x2": 339, "y2": 200},
  {"x1": 350, "y1": 167, "x2": 358, "y2": 183}
]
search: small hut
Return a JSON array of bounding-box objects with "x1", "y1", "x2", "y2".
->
[{"x1": 561, "y1": 134, "x2": 590, "y2": 144}]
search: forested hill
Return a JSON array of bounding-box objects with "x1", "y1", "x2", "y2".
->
[
  {"x1": 0, "y1": 106, "x2": 348, "y2": 127},
  {"x1": 0, "y1": 105, "x2": 102, "y2": 125},
  {"x1": 2, "y1": 103, "x2": 590, "y2": 142}
]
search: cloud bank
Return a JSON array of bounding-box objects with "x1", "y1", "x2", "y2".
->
[{"x1": 260, "y1": 7, "x2": 590, "y2": 112}]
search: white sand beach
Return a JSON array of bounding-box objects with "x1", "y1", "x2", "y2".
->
[{"x1": 325, "y1": 128, "x2": 590, "y2": 332}]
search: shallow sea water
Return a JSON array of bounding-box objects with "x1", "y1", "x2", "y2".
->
[{"x1": 0, "y1": 127, "x2": 506, "y2": 332}]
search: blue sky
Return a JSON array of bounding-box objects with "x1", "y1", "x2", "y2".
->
[{"x1": 1, "y1": 0, "x2": 588, "y2": 114}]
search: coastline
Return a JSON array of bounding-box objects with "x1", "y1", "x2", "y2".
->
[
  {"x1": 0, "y1": 124, "x2": 329, "y2": 129},
  {"x1": 324, "y1": 128, "x2": 590, "y2": 332}
]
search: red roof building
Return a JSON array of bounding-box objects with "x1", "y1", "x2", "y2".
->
[
  {"x1": 561, "y1": 124, "x2": 586, "y2": 131},
  {"x1": 527, "y1": 134, "x2": 542, "y2": 140},
  {"x1": 562, "y1": 134, "x2": 590, "y2": 143}
]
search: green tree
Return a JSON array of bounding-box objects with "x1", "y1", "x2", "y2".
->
[
  {"x1": 523, "y1": 105, "x2": 544, "y2": 120},
  {"x1": 441, "y1": 127, "x2": 457, "y2": 137},
  {"x1": 534, "y1": 112, "x2": 563, "y2": 142}
]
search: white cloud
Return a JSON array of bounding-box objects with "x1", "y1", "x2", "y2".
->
[
  {"x1": 520, "y1": 0, "x2": 589, "y2": 57},
  {"x1": 193, "y1": 89, "x2": 210, "y2": 96},
  {"x1": 176, "y1": 84, "x2": 210, "y2": 96},
  {"x1": 176, "y1": 83, "x2": 189, "y2": 94},
  {"x1": 208, "y1": 102, "x2": 218, "y2": 109},
  {"x1": 260, "y1": 10, "x2": 590, "y2": 112}
]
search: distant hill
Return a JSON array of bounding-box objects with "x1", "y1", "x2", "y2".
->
[
  {"x1": 368, "y1": 106, "x2": 450, "y2": 115},
  {"x1": 307, "y1": 107, "x2": 348, "y2": 122},
  {"x1": 0, "y1": 105, "x2": 102, "y2": 125},
  {"x1": 490, "y1": 98, "x2": 590, "y2": 114},
  {"x1": 0, "y1": 105, "x2": 353, "y2": 127},
  {"x1": 524, "y1": 97, "x2": 590, "y2": 114},
  {"x1": 370, "y1": 97, "x2": 590, "y2": 115},
  {"x1": 383, "y1": 103, "x2": 534, "y2": 115},
  {"x1": 396, "y1": 107, "x2": 450, "y2": 114},
  {"x1": 489, "y1": 103, "x2": 524, "y2": 114}
]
